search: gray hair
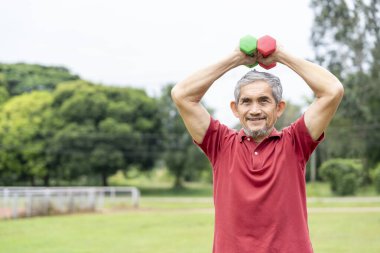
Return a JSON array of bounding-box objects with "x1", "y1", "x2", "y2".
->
[{"x1": 234, "y1": 70, "x2": 283, "y2": 104}]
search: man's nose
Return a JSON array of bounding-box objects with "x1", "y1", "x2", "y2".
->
[{"x1": 248, "y1": 103, "x2": 261, "y2": 115}]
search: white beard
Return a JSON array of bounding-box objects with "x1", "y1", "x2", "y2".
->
[{"x1": 244, "y1": 126, "x2": 272, "y2": 140}]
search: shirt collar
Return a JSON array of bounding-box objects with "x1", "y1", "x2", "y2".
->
[{"x1": 238, "y1": 128, "x2": 282, "y2": 143}]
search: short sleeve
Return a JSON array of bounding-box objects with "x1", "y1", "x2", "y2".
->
[
  {"x1": 287, "y1": 114, "x2": 324, "y2": 164},
  {"x1": 194, "y1": 116, "x2": 233, "y2": 166}
]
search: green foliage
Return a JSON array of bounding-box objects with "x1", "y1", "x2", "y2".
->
[
  {"x1": 0, "y1": 87, "x2": 9, "y2": 106},
  {"x1": 310, "y1": 0, "x2": 379, "y2": 78},
  {"x1": 319, "y1": 159, "x2": 363, "y2": 195},
  {"x1": 371, "y1": 164, "x2": 380, "y2": 194},
  {"x1": 159, "y1": 84, "x2": 211, "y2": 188},
  {"x1": 0, "y1": 91, "x2": 54, "y2": 185},
  {"x1": 310, "y1": 0, "x2": 380, "y2": 171},
  {"x1": 108, "y1": 170, "x2": 130, "y2": 186},
  {"x1": 0, "y1": 63, "x2": 80, "y2": 96},
  {"x1": 0, "y1": 69, "x2": 163, "y2": 186},
  {"x1": 49, "y1": 81, "x2": 162, "y2": 185},
  {"x1": 0, "y1": 74, "x2": 9, "y2": 105}
]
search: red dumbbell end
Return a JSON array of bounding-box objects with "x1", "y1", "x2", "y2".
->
[
  {"x1": 257, "y1": 35, "x2": 276, "y2": 57},
  {"x1": 259, "y1": 62, "x2": 277, "y2": 70}
]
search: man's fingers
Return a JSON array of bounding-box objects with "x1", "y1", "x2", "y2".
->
[{"x1": 257, "y1": 53, "x2": 274, "y2": 65}]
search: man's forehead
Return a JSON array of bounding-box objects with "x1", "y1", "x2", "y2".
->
[{"x1": 240, "y1": 82, "x2": 273, "y2": 98}]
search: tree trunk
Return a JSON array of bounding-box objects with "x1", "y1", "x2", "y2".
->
[
  {"x1": 102, "y1": 172, "x2": 108, "y2": 186},
  {"x1": 30, "y1": 176, "x2": 35, "y2": 186},
  {"x1": 43, "y1": 174, "x2": 50, "y2": 187},
  {"x1": 173, "y1": 174, "x2": 183, "y2": 189}
]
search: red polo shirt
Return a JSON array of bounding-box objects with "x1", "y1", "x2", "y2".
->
[{"x1": 196, "y1": 115, "x2": 323, "y2": 253}]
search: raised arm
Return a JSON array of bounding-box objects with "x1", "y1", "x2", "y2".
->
[
  {"x1": 258, "y1": 46, "x2": 344, "y2": 141},
  {"x1": 171, "y1": 49, "x2": 256, "y2": 144}
]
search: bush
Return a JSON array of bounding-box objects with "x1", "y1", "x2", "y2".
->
[
  {"x1": 371, "y1": 164, "x2": 380, "y2": 194},
  {"x1": 319, "y1": 159, "x2": 363, "y2": 196}
]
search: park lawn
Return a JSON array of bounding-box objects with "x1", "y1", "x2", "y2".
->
[
  {"x1": 309, "y1": 212, "x2": 380, "y2": 252},
  {"x1": 1, "y1": 207, "x2": 380, "y2": 253},
  {"x1": 132, "y1": 181, "x2": 378, "y2": 198},
  {"x1": 0, "y1": 211, "x2": 214, "y2": 253},
  {"x1": 103, "y1": 194, "x2": 380, "y2": 211},
  {"x1": 137, "y1": 197, "x2": 380, "y2": 210}
]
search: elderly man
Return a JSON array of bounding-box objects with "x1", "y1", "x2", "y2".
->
[{"x1": 171, "y1": 40, "x2": 344, "y2": 253}]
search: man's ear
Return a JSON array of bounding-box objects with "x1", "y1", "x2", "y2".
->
[
  {"x1": 230, "y1": 101, "x2": 240, "y2": 118},
  {"x1": 276, "y1": 100, "x2": 286, "y2": 118}
]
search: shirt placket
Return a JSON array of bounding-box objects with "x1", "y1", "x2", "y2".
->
[{"x1": 248, "y1": 138, "x2": 267, "y2": 171}]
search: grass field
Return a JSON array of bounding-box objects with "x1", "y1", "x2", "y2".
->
[
  {"x1": 1, "y1": 196, "x2": 380, "y2": 253},
  {"x1": 130, "y1": 181, "x2": 378, "y2": 198}
]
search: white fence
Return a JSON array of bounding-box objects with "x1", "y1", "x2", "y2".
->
[{"x1": 0, "y1": 187, "x2": 140, "y2": 219}]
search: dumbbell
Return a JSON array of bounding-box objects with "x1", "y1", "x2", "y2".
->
[{"x1": 239, "y1": 35, "x2": 277, "y2": 69}]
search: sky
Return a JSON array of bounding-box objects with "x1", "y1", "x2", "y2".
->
[{"x1": 0, "y1": 0, "x2": 316, "y2": 127}]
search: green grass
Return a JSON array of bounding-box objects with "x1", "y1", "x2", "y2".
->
[
  {"x1": 1, "y1": 207, "x2": 380, "y2": 253},
  {"x1": 310, "y1": 212, "x2": 380, "y2": 252},
  {"x1": 135, "y1": 181, "x2": 376, "y2": 198},
  {"x1": 2, "y1": 179, "x2": 379, "y2": 253},
  {"x1": 138, "y1": 183, "x2": 213, "y2": 197},
  {"x1": 110, "y1": 167, "x2": 379, "y2": 198},
  {"x1": 103, "y1": 196, "x2": 380, "y2": 210},
  {"x1": 307, "y1": 182, "x2": 333, "y2": 197},
  {"x1": 0, "y1": 211, "x2": 214, "y2": 253},
  {"x1": 308, "y1": 201, "x2": 380, "y2": 208},
  {"x1": 1, "y1": 197, "x2": 380, "y2": 253}
]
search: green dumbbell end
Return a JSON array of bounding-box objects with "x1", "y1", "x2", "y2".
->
[
  {"x1": 239, "y1": 35, "x2": 257, "y2": 56},
  {"x1": 247, "y1": 63, "x2": 258, "y2": 68}
]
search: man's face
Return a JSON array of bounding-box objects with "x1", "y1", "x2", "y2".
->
[{"x1": 230, "y1": 81, "x2": 285, "y2": 142}]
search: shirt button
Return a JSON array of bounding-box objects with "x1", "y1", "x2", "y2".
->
[{"x1": 254, "y1": 151, "x2": 259, "y2": 155}]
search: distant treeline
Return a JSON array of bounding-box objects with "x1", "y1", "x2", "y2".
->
[{"x1": 0, "y1": 63, "x2": 212, "y2": 187}]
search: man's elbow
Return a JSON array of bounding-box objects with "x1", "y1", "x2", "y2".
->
[
  {"x1": 324, "y1": 81, "x2": 344, "y2": 101},
  {"x1": 171, "y1": 83, "x2": 199, "y2": 107},
  {"x1": 333, "y1": 81, "x2": 344, "y2": 100},
  {"x1": 171, "y1": 85, "x2": 182, "y2": 105}
]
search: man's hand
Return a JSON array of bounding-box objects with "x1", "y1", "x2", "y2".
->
[
  {"x1": 235, "y1": 47, "x2": 258, "y2": 67},
  {"x1": 256, "y1": 43, "x2": 284, "y2": 67}
]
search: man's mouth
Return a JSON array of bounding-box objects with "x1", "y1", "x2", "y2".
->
[{"x1": 246, "y1": 117, "x2": 266, "y2": 121}]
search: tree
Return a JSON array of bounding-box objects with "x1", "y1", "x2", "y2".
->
[
  {"x1": 0, "y1": 91, "x2": 54, "y2": 185},
  {"x1": 310, "y1": 0, "x2": 380, "y2": 173},
  {"x1": 159, "y1": 84, "x2": 211, "y2": 188},
  {"x1": 0, "y1": 62, "x2": 163, "y2": 186},
  {"x1": 0, "y1": 63, "x2": 80, "y2": 96},
  {"x1": 50, "y1": 80, "x2": 161, "y2": 186},
  {"x1": 0, "y1": 74, "x2": 9, "y2": 106}
]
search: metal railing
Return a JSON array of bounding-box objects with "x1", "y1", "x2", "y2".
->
[{"x1": 0, "y1": 187, "x2": 140, "y2": 219}]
